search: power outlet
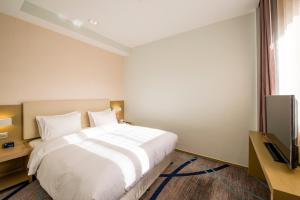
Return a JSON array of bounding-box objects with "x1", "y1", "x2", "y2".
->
[{"x1": 0, "y1": 132, "x2": 8, "y2": 139}]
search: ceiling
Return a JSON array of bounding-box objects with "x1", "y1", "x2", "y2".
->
[{"x1": 0, "y1": 0, "x2": 259, "y2": 55}]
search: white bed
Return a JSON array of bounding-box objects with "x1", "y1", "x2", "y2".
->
[
  {"x1": 28, "y1": 124, "x2": 177, "y2": 200},
  {"x1": 23, "y1": 100, "x2": 177, "y2": 200}
]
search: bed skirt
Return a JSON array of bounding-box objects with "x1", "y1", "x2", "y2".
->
[{"x1": 120, "y1": 151, "x2": 174, "y2": 200}]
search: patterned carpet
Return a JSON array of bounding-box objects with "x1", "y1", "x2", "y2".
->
[{"x1": 0, "y1": 151, "x2": 270, "y2": 200}]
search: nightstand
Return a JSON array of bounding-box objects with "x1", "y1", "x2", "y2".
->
[{"x1": 0, "y1": 142, "x2": 32, "y2": 191}]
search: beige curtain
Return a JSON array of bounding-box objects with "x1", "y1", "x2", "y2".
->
[
  {"x1": 277, "y1": 0, "x2": 300, "y2": 37},
  {"x1": 258, "y1": 0, "x2": 300, "y2": 132},
  {"x1": 275, "y1": 0, "x2": 300, "y2": 125}
]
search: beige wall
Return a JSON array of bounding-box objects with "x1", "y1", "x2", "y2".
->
[
  {"x1": 125, "y1": 13, "x2": 257, "y2": 166},
  {"x1": 0, "y1": 13, "x2": 124, "y2": 105}
]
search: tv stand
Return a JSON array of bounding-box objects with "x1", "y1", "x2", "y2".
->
[
  {"x1": 264, "y1": 142, "x2": 287, "y2": 163},
  {"x1": 248, "y1": 132, "x2": 300, "y2": 200}
]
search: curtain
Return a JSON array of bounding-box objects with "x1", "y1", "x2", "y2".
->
[
  {"x1": 259, "y1": 0, "x2": 276, "y2": 132},
  {"x1": 277, "y1": 0, "x2": 300, "y2": 36},
  {"x1": 276, "y1": 0, "x2": 300, "y2": 122}
]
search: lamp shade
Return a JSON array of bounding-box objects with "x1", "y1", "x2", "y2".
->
[
  {"x1": 0, "y1": 118, "x2": 12, "y2": 126},
  {"x1": 113, "y1": 107, "x2": 122, "y2": 113}
]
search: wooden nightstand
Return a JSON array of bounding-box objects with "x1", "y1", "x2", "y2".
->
[{"x1": 0, "y1": 142, "x2": 32, "y2": 191}]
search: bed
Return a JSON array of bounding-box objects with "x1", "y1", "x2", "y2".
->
[{"x1": 23, "y1": 99, "x2": 177, "y2": 200}]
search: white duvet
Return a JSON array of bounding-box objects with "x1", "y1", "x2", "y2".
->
[{"x1": 28, "y1": 124, "x2": 177, "y2": 200}]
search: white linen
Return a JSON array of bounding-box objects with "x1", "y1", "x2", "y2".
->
[
  {"x1": 28, "y1": 124, "x2": 177, "y2": 200},
  {"x1": 89, "y1": 109, "x2": 118, "y2": 127},
  {"x1": 36, "y1": 112, "x2": 81, "y2": 141},
  {"x1": 28, "y1": 138, "x2": 43, "y2": 149}
]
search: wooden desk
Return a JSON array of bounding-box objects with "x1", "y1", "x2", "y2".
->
[
  {"x1": 0, "y1": 142, "x2": 32, "y2": 191},
  {"x1": 249, "y1": 131, "x2": 300, "y2": 200}
]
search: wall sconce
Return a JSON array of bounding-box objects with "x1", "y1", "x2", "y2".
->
[
  {"x1": 110, "y1": 100, "x2": 124, "y2": 122},
  {"x1": 113, "y1": 107, "x2": 122, "y2": 113},
  {"x1": 0, "y1": 118, "x2": 12, "y2": 139}
]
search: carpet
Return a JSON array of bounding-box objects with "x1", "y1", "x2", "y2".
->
[{"x1": 0, "y1": 151, "x2": 269, "y2": 200}]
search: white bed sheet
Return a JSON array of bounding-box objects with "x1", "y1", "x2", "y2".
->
[{"x1": 27, "y1": 124, "x2": 177, "y2": 200}]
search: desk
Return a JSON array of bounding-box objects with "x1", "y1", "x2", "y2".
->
[{"x1": 248, "y1": 132, "x2": 300, "y2": 200}]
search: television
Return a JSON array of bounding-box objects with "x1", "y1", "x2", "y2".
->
[{"x1": 265, "y1": 95, "x2": 299, "y2": 169}]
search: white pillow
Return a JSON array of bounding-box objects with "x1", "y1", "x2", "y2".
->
[
  {"x1": 88, "y1": 109, "x2": 118, "y2": 127},
  {"x1": 36, "y1": 112, "x2": 81, "y2": 141},
  {"x1": 88, "y1": 109, "x2": 111, "y2": 127}
]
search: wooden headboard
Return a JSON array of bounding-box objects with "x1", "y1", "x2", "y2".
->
[{"x1": 23, "y1": 99, "x2": 110, "y2": 140}]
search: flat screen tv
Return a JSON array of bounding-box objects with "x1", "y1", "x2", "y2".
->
[{"x1": 266, "y1": 95, "x2": 299, "y2": 169}]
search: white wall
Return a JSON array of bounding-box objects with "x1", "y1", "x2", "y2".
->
[{"x1": 125, "y1": 13, "x2": 257, "y2": 166}]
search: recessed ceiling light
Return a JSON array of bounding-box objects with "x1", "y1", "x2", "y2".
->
[{"x1": 88, "y1": 19, "x2": 98, "y2": 25}]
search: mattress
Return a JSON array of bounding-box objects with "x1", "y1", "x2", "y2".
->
[{"x1": 27, "y1": 124, "x2": 177, "y2": 200}]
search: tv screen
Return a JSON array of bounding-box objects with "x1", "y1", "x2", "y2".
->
[{"x1": 266, "y1": 95, "x2": 298, "y2": 169}]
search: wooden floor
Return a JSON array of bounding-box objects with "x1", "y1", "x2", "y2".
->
[{"x1": 0, "y1": 151, "x2": 270, "y2": 200}]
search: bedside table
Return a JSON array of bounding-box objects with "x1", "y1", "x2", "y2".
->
[{"x1": 0, "y1": 142, "x2": 32, "y2": 191}]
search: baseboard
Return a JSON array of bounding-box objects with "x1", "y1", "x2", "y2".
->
[{"x1": 175, "y1": 148, "x2": 248, "y2": 170}]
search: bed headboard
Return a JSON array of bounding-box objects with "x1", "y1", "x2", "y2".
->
[{"x1": 23, "y1": 99, "x2": 110, "y2": 140}]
